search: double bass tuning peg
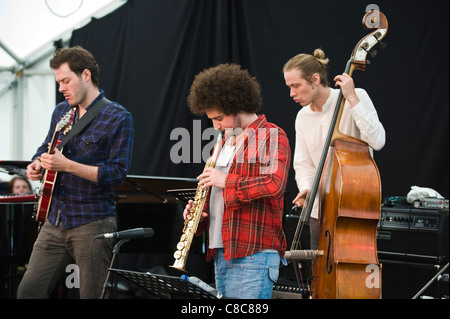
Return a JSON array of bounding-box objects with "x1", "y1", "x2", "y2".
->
[{"x1": 374, "y1": 31, "x2": 387, "y2": 49}]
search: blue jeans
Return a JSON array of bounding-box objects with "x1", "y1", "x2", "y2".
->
[{"x1": 214, "y1": 249, "x2": 281, "y2": 299}]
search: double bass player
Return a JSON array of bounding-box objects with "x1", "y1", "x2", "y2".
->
[{"x1": 283, "y1": 48, "x2": 385, "y2": 251}]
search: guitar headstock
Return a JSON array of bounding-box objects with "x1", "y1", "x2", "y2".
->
[
  {"x1": 351, "y1": 9, "x2": 388, "y2": 71},
  {"x1": 56, "y1": 108, "x2": 75, "y2": 135}
]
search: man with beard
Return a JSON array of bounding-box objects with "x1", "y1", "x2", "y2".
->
[{"x1": 18, "y1": 46, "x2": 134, "y2": 299}]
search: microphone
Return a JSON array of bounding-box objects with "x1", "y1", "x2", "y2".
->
[
  {"x1": 284, "y1": 249, "x2": 323, "y2": 261},
  {"x1": 95, "y1": 227, "x2": 154, "y2": 239}
]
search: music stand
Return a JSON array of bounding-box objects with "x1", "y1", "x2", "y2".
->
[
  {"x1": 0, "y1": 160, "x2": 31, "y2": 177},
  {"x1": 166, "y1": 188, "x2": 197, "y2": 202},
  {"x1": 113, "y1": 175, "x2": 198, "y2": 204},
  {"x1": 108, "y1": 268, "x2": 218, "y2": 299}
]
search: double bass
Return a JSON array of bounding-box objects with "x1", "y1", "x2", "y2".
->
[{"x1": 290, "y1": 10, "x2": 388, "y2": 299}]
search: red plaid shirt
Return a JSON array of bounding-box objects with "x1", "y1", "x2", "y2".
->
[{"x1": 198, "y1": 115, "x2": 291, "y2": 261}]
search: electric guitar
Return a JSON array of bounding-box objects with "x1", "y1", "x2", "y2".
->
[{"x1": 35, "y1": 108, "x2": 75, "y2": 225}]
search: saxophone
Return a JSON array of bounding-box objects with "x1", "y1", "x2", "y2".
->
[{"x1": 170, "y1": 132, "x2": 223, "y2": 272}]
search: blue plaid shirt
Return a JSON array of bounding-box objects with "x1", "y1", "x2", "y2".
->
[{"x1": 33, "y1": 91, "x2": 134, "y2": 228}]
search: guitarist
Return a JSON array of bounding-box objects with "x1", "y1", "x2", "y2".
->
[{"x1": 17, "y1": 46, "x2": 134, "y2": 299}]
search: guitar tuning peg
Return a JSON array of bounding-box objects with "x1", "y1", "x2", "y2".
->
[
  {"x1": 366, "y1": 59, "x2": 371, "y2": 65},
  {"x1": 369, "y1": 50, "x2": 378, "y2": 58}
]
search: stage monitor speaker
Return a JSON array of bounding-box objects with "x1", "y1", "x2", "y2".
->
[
  {"x1": 377, "y1": 205, "x2": 449, "y2": 298},
  {"x1": 377, "y1": 205, "x2": 449, "y2": 263}
]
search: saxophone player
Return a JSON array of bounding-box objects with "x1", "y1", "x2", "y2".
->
[{"x1": 184, "y1": 63, "x2": 291, "y2": 299}]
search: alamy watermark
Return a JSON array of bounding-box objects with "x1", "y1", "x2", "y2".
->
[
  {"x1": 65, "y1": 264, "x2": 80, "y2": 289},
  {"x1": 365, "y1": 4, "x2": 380, "y2": 28},
  {"x1": 170, "y1": 120, "x2": 280, "y2": 174},
  {"x1": 365, "y1": 264, "x2": 380, "y2": 289}
]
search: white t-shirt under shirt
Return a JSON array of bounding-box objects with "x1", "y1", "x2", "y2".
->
[
  {"x1": 208, "y1": 136, "x2": 241, "y2": 249},
  {"x1": 293, "y1": 87, "x2": 385, "y2": 219},
  {"x1": 208, "y1": 160, "x2": 231, "y2": 249}
]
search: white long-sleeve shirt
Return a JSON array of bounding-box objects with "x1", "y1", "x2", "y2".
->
[{"x1": 293, "y1": 87, "x2": 385, "y2": 219}]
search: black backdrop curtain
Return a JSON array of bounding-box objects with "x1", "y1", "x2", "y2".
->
[{"x1": 69, "y1": 0, "x2": 449, "y2": 205}]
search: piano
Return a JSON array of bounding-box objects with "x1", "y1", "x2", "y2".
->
[
  {"x1": 0, "y1": 194, "x2": 37, "y2": 203},
  {"x1": 0, "y1": 161, "x2": 36, "y2": 298},
  {"x1": 0, "y1": 194, "x2": 38, "y2": 299}
]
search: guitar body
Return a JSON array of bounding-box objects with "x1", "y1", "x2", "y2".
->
[
  {"x1": 36, "y1": 169, "x2": 58, "y2": 224},
  {"x1": 35, "y1": 108, "x2": 75, "y2": 225}
]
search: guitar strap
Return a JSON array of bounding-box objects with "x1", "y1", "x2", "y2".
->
[{"x1": 57, "y1": 97, "x2": 110, "y2": 150}]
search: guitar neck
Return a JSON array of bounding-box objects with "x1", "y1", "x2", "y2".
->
[
  {"x1": 48, "y1": 130, "x2": 61, "y2": 154},
  {"x1": 35, "y1": 107, "x2": 75, "y2": 225}
]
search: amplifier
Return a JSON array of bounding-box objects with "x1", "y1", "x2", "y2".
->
[
  {"x1": 413, "y1": 198, "x2": 449, "y2": 211},
  {"x1": 377, "y1": 205, "x2": 449, "y2": 264},
  {"x1": 272, "y1": 284, "x2": 303, "y2": 299}
]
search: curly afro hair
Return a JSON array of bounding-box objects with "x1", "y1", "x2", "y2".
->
[{"x1": 187, "y1": 63, "x2": 262, "y2": 116}]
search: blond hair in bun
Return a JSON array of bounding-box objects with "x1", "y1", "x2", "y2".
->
[
  {"x1": 313, "y1": 48, "x2": 329, "y2": 68},
  {"x1": 283, "y1": 48, "x2": 329, "y2": 86}
]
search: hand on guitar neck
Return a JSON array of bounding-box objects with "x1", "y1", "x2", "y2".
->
[
  {"x1": 40, "y1": 146, "x2": 69, "y2": 173},
  {"x1": 26, "y1": 146, "x2": 68, "y2": 181}
]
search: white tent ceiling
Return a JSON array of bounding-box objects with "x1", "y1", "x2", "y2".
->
[
  {"x1": 0, "y1": 0, "x2": 127, "y2": 70},
  {"x1": 0, "y1": 0, "x2": 127, "y2": 171}
]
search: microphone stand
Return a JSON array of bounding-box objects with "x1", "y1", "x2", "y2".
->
[
  {"x1": 412, "y1": 262, "x2": 449, "y2": 299},
  {"x1": 100, "y1": 239, "x2": 130, "y2": 299}
]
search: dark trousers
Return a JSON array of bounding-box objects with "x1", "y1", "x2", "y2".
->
[{"x1": 17, "y1": 216, "x2": 116, "y2": 299}]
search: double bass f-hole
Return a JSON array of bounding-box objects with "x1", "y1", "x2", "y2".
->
[{"x1": 325, "y1": 230, "x2": 332, "y2": 274}]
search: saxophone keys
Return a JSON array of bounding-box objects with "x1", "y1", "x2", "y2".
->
[
  {"x1": 178, "y1": 248, "x2": 187, "y2": 258},
  {"x1": 177, "y1": 241, "x2": 186, "y2": 250},
  {"x1": 173, "y1": 250, "x2": 182, "y2": 259}
]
